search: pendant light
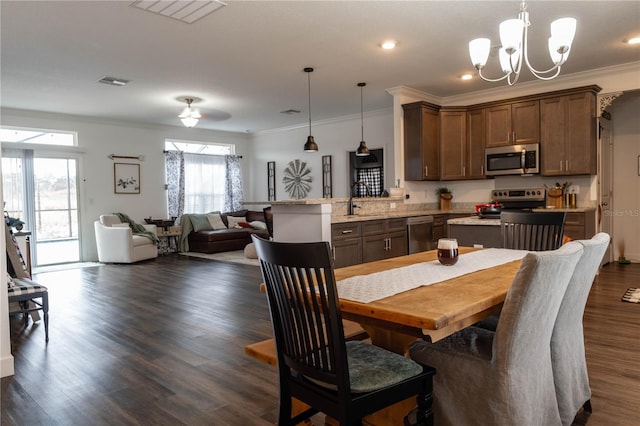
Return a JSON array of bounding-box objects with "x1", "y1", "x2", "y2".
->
[
  {"x1": 303, "y1": 67, "x2": 318, "y2": 152},
  {"x1": 355, "y1": 82, "x2": 370, "y2": 156}
]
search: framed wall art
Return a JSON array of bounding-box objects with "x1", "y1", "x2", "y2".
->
[
  {"x1": 114, "y1": 163, "x2": 140, "y2": 194},
  {"x1": 267, "y1": 161, "x2": 276, "y2": 201},
  {"x1": 322, "y1": 155, "x2": 332, "y2": 198}
]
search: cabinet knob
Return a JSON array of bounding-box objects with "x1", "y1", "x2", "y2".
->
[{"x1": 341, "y1": 230, "x2": 353, "y2": 234}]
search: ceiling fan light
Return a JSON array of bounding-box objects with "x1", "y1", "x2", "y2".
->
[
  {"x1": 499, "y1": 18, "x2": 524, "y2": 54},
  {"x1": 469, "y1": 38, "x2": 491, "y2": 68},
  {"x1": 180, "y1": 116, "x2": 199, "y2": 128}
]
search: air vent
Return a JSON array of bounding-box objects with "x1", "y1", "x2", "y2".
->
[
  {"x1": 98, "y1": 76, "x2": 130, "y2": 86},
  {"x1": 131, "y1": 0, "x2": 227, "y2": 24},
  {"x1": 280, "y1": 109, "x2": 301, "y2": 115}
]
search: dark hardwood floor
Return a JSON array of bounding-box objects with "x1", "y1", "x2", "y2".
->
[{"x1": 2, "y1": 255, "x2": 639, "y2": 425}]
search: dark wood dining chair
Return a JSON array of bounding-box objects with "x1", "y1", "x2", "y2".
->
[
  {"x1": 251, "y1": 235, "x2": 435, "y2": 426},
  {"x1": 500, "y1": 210, "x2": 567, "y2": 251}
]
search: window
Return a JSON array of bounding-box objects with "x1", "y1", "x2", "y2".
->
[
  {"x1": 164, "y1": 140, "x2": 241, "y2": 216},
  {"x1": 0, "y1": 127, "x2": 76, "y2": 146}
]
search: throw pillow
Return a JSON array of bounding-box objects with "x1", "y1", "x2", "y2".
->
[
  {"x1": 207, "y1": 212, "x2": 227, "y2": 230},
  {"x1": 190, "y1": 214, "x2": 213, "y2": 232},
  {"x1": 249, "y1": 220, "x2": 267, "y2": 230},
  {"x1": 226, "y1": 216, "x2": 247, "y2": 229},
  {"x1": 237, "y1": 222, "x2": 253, "y2": 229}
]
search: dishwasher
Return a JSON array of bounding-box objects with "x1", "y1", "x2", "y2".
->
[{"x1": 406, "y1": 215, "x2": 435, "y2": 254}]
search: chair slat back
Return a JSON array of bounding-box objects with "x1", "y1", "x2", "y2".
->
[
  {"x1": 252, "y1": 236, "x2": 349, "y2": 391},
  {"x1": 501, "y1": 211, "x2": 566, "y2": 251}
]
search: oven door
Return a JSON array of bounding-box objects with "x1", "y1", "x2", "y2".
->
[{"x1": 485, "y1": 143, "x2": 540, "y2": 176}]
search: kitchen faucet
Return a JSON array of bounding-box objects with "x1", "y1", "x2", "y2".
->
[{"x1": 349, "y1": 181, "x2": 372, "y2": 215}]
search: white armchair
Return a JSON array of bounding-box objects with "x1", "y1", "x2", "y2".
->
[{"x1": 94, "y1": 215, "x2": 158, "y2": 263}]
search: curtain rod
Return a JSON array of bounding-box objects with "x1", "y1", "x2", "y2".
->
[
  {"x1": 163, "y1": 150, "x2": 242, "y2": 158},
  {"x1": 108, "y1": 154, "x2": 144, "y2": 161}
]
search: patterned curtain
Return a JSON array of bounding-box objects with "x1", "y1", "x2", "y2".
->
[
  {"x1": 224, "y1": 155, "x2": 244, "y2": 212},
  {"x1": 356, "y1": 167, "x2": 383, "y2": 197},
  {"x1": 164, "y1": 150, "x2": 185, "y2": 221}
]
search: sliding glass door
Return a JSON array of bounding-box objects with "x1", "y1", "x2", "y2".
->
[{"x1": 2, "y1": 151, "x2": 80, "y2": 266}]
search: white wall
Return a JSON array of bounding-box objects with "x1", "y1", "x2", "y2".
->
[
  {"x1": 249, "y1": 109, "x2": 394, "y2": 201},
  {"x1": 0, "y1": 171, "x2": 15, "y2": 377},
  {"x1": 612, "y1": 91, "x2": 640, "y2": 262},
  {"x1": 1, "y1": 108, "x2": 252, "y2": 261}
]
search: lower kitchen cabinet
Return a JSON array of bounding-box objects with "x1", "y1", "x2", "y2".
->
[
  {"x1": 563, "y1": 210, "x2": 596, "y2": 240},
  {"x1": 332, "y1": 218, "x2": 407, "y2": 266},
  {"x1": 331, "y1": 222, "x2": 362, "y2": 268}
]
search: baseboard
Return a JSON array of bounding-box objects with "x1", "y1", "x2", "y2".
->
[{"x1": 1, "y1": 354, "x2": 15, "y2": 377}]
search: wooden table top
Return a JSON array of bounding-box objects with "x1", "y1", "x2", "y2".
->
[{"x1": 334, "y1": 247, "x2": 523, "y2": 342}]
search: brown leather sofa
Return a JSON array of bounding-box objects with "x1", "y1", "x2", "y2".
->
[{"x1": 179, "y1": 210, "x2": 269, "y2": 254}]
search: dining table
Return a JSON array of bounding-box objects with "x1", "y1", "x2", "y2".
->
[
  {"x1": 331, "y1": 246, "x2": 525, "y2": 425},
  {"x1": 250, "y1": 246, "x2": 526, "y2": 426},
  {"x1": 334, "y1": 246, "x2": 524, "y2": 354}
]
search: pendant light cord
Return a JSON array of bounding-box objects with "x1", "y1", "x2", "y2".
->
[
  {"x1": 306, "y1": 68, "x2": 313, "y2": 136},
  {"x1": 360, "y1": 84, "x2": 364, "y2": 140}
]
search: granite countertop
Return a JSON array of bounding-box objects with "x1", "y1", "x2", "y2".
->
[
  {"x1": 332, "y1": 208, "x2": 473, "y2": 223},
  {"x1": 447, "y1": 216, "x2": 500, "y2": 226},
  {"x1": 532, "y1": 206, "x2": 597, "y2": 213}
]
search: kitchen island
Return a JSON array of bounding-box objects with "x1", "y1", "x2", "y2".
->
[{"x1": 448, "y1": 216, "x2": 502, "y2": 248}]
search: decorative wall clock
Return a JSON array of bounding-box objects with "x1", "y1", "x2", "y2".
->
[{"x1": 283, "y1": 159, "x2": 312, "y2": 199}]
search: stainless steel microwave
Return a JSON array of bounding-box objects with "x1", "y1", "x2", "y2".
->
[{"x1": 485, "y1": 143, "x2": 540, "y2": 176}]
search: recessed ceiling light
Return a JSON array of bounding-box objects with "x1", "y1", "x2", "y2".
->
[
  {"x1": 461, "y1": 74, "x2": 473, "y2": 81},
  {"x1": 381, "y1": 40, "x2": 397, "y2": 50},
  {"x1": 627, "y1": 36, "x2": 640, "y2": 45}
]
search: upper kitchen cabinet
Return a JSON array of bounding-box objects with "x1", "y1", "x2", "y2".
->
[
  {"x1": 485, "y1": 100, "x2": 540, "y2": 147},
  {"x1": 403, "y1": 101, "x2": 440, "y2": 181},
  {"x1": 540, "y1": 86, "x2": 600, "y2": 176},
  {"x1": 439, "y1": 107, "x2": 486, "y2": 180}
]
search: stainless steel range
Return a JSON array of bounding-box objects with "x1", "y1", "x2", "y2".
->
[{"x1": 491, "y1": 187, "x2": 547, "y2": 211}]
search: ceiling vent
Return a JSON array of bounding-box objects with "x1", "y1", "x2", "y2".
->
[
  {"x1": 98, "y1": 76, "x2": 130, "y2": 86},
  {"x1": 280, "y1": 109, "x2": 301, "y2": 115},
  {"x1": 130, "y1": 0, "x2": 227, "y2": 24}
]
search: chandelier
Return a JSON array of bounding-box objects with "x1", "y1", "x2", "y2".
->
[
  {"x1": 468, "y1": 1, "x2": 576, "y2": 86},
  {"x1": 178, "y1": 97, "x2": 202, "y2": 128}
]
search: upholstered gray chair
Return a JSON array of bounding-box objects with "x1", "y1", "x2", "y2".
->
[
  {"x1": 552, "y1": 233, "x2": 610, "y2": 425},
  {"x1": 409, "y1": 242, "x2": 584, "y2": 426}
]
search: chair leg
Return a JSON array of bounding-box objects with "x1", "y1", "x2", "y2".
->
[
  {"x1": 583, "y1": 399, "x2": 592, "y2": 414},
  {"x1": 404, "y1": 391, "x2": 434, "y2": 426},
  {"x1": 42, "y1": 292, "x2": 49, "y2": 342}
]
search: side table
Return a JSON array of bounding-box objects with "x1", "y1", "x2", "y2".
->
[{"x1": 157, "y1": 226, "x2": 182, "y2": 254}]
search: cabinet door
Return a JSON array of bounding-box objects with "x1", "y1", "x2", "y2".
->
[
  {"x1": 332, "y1": 238, "x2": 362, "y2": 268},
  {"x1": 541, "y1": 96, "x2": 566, "y2": 176},
  {"x1": 440, "y1": 110, "x2": 467, "y2": 180},
  {"x1": 466, "y1": 108, "x2": 486, "y2": 178},
  {"x1": 485, "y1": 104, "x2": 511, "y2": 147},
  {"x1": 386, "y1": 231, "x2": 408, "y2": 259},
  {"x1": 403, "y1": 102, "x2": 440, "y2": 180},
  {"x1": 362, "y1": 234, "x2": 389, "y2": 263},
  {"x1": 566, "y1": 92, "x2": 596, "y2": 175},
  {"x1": 512, "y1": 100, "x2": 540, "y2": 144}
]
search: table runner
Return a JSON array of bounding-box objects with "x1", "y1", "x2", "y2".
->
[{"x1": 336, "y1": 249, "x2": 529, "y2": 303}]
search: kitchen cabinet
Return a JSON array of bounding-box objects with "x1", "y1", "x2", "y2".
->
[
  {"x1": 541, "y1": 89, "x2": 597, "y2": 176},
  {"x1": 485, "y1": 100, "x2": 540, "y2": 147},
  {"x1": 466, "y1": 108, "x2": 486, "y2": 178},
  {"x1": 362, "y1": 218, "x2": 408, "y2": 263},
  {"x1": 439, "y1": 108, "x2": 467, "y2": 180},
  {"x1": 331, "y1": 222, "x2": 362, "y2": 268},
  {"x1": 403, "y1": 101, "x2": 440, "y2": 181},
  {"x1": 563, "y1": 210, "x2": 596, "y2": 240}
]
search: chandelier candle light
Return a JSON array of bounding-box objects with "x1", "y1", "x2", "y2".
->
[
  {"x1": 469, "y1": 0, "x2": 576, "y2": 85},
  {"x1": 178, "y1": 97, "x2": 202, "y2": 128}
]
